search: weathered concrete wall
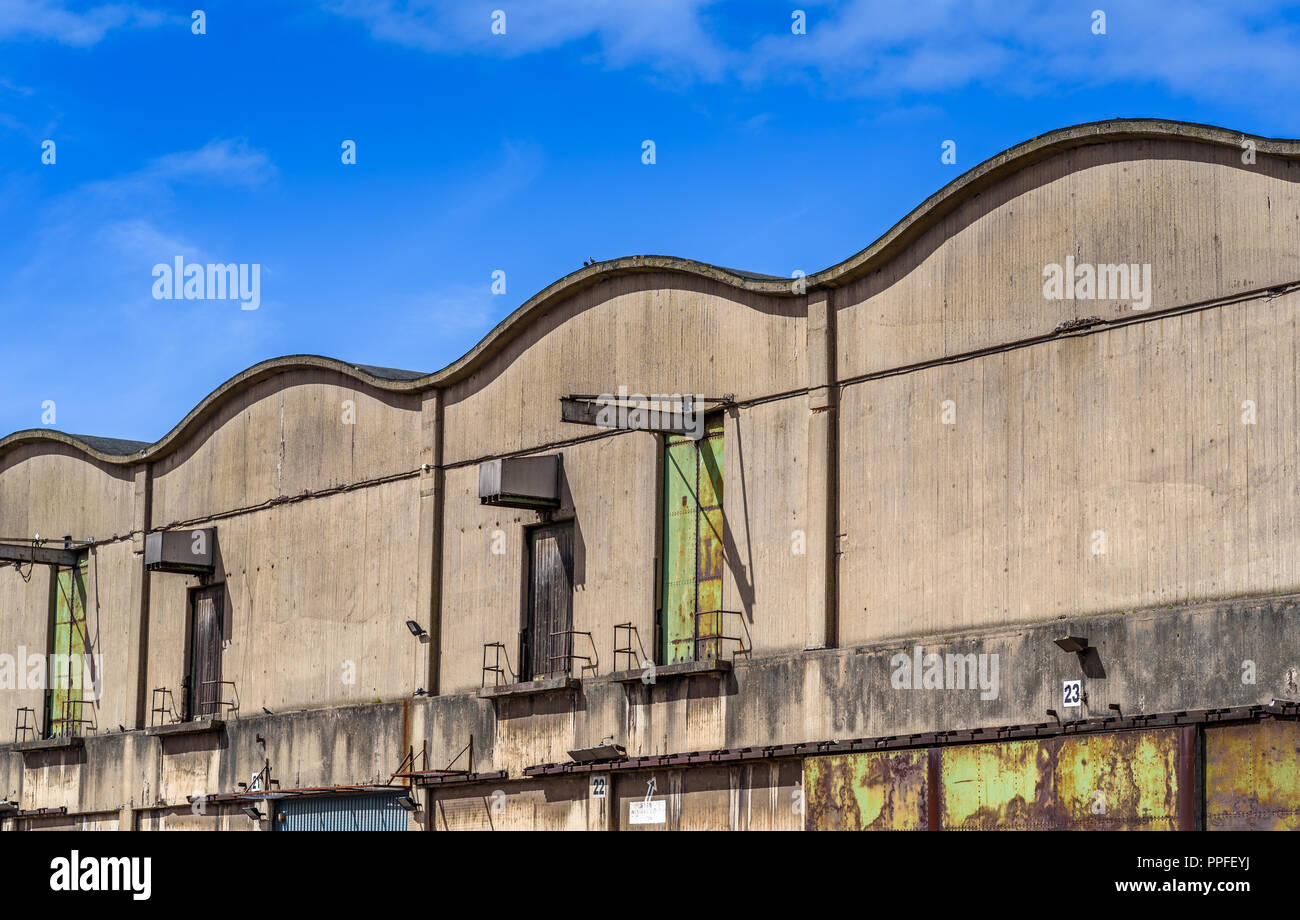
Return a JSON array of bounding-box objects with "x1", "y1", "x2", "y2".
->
[
  {"x1": 837, "y1": 289, "x2": 1300, "y2": 645},
  {"x1": 440, "y1": 273, "x2": 806, "y2": 465},
  {"x1": 0, "y1": 442, "x2": 137, "y2": 542},
  {"x1": 0, "y1": 444, "x2": 139, "y2": 736},
  {"x1": 150, "y1": 369, "x2": 423, "y2": 527},
  {"x1": 145, "y1": 478, "x2": 424, "y2": 714},
  {"x1": 835, "y1": 140, "x2": 1300, "y2": 379},
  {"x1": 0, "y1": 592, "x2": 1296, "y2": 825},
  {"x1": 0, "y1": 563, "x2": 54, "y2": 739}
]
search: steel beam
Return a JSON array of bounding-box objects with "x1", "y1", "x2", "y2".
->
[{"x1": 0, "y1": 542, "x2": 80, "y2": 567}]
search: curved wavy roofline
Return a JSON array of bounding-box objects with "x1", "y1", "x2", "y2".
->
[{"x1": 4, "y1": 118, "x2": 1299, "y2": 466}]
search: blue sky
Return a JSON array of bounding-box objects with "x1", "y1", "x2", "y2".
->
[{"x1": 3, "y1": 0, "x2": 1300, "y2": 442}]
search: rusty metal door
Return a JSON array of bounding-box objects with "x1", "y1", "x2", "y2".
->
[
  {"x1": 661, "y1": 416, "x2": 724, "y2": 663},
  {"x1": 695, "y1": 418, "x2": 725, "y2": 660},
  {"x1": 47, "y1": 555, "x2": 88, "y2": 737},
  {"x1": 526, "y1": 523, "x2": 574, "y2": 679},
  {"x1": 1206, "y1": 720, "x2": 1300, "y2": 829},
  {"x1": 188, "y1": 585, "x2": 224, "y2": 718}
]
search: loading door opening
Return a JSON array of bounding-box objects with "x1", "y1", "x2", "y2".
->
[
  {"x1": 47, "y1": 555, "x2": 89, "y2": 738},
  {"x1": 660, "y1": 414, "x2": 724, "y2": 664},
  {"x1": 523, "y1": 522, "x2": 575, "y2": 680},
  {"x1": 186, "y1": 585, "x2": 224, "y2": 720}
]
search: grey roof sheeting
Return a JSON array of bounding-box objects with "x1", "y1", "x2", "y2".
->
[
  {"x1": 3, "y1": 119, "x2": 1299, "y2": 466},
  {"x1": 349, "y1": 363, "x2": 428, "y2": 381},
  {"x1": 63, "y1": 434, "x2": 154, "y2": 456}
]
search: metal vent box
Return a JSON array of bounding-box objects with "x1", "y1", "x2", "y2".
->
[
  {"x1": 145, "y1": 528, "x2": 216, "y2": 574},
  {"x1": 478, "y1": 455, "x2": 561, "y2": 509}
]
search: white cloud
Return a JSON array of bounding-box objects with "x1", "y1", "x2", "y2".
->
[
  {"x1": 143, "y1": 139, "x2": 278, "y2": 187},
  {"x1": 0, "y1": 0, "x2": 164, "y2": 46},
  {"x1": 12, "y1": 139, "x2": 276, "y2": 302},
  {"x1": 74, "y1": 139, "x2": 277, "y2": 206},
  {"x1": 324, "y1": 0, "x2": 1300, "y2": 106},
  {"x1": 326, "y1": 0, "x2": 732, "y2": 81},
  {"x1": 749, "y1": 0, "x2": 1300, "y2": 103}
]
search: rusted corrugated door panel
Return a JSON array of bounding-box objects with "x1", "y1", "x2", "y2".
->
[
  {"x1": 695, "y1": 417, "x2": 725, "y2": 661},
  {"x1": 805, "y1": 750, "x2": 930, "y2": 830},
  {"x1": 662, "y1": 435, "x2": 698, "y2": 664},
  {"x1": 528, "y1": 524, "x2": 573, "y2": 678},
  {"x1": 941, "y1": 731, "x2": 1179, "y2": 830},
  {"x1": 433, "y1": 795, "x2": 495, "y2": 831},
  {"x1": 941, "y1": 738, "x2": 1047, "y2": 830},
  {"x1": 1206, "y1": 720, "x2": 1300, "y2": 830},
  {"x1": 190, "y1": 586, "x2": 223, "y2": 718},
  {"x1": 732, "y1": 761, "x2": 804, "y2": 830},
  {"x1": 48, "y1": 556, "x2": 88, "y2": 736},
  {"x1": 615, "y1": 770, "x2": 679, "y2": 831},
  {"x1": 1055, "y1": 730, "x2": 1180, "y2": 829},
  {"x1": 677, "y1": 766, "x2": 730, "y2": 830}
]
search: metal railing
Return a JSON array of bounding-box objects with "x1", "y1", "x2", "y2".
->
[
  {"x1": 547, "y1": 630, "x2": 597, "y2": 678},
  {"x1": 197, "y1": 680, "x2": 239, "y2": 719},
  {"x1": 14, "y1": 707, "x2": 37, "y2": 743},
  {"x1": 482, "y1": 642, "x2": 515, "y2": 688},
  {"x1": 613, "y1": 623, "x2": 650, "y2": 672},
  {"x1": 669, "y1": 609, "x2": 751, "y2": 662},
  {"x1": 49, "y1": 698, "x2": 96, "y2": 739},
  {"x1": 150, "y1": 687, "x2": 181, "y2": 727}
]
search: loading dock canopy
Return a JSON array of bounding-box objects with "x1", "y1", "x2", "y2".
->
[
  {"x1": 478, "y1": 455, "x2": 561, "y2": 509},
  {"x1": 560, "y1": 391, "x2": 733, "y2": 440}
]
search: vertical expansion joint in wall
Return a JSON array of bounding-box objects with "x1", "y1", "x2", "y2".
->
[
  {"x1": 419, "y1": 387, "x2": 446, "y2": 696},
  {"x1": 129, "y1": 463, "x2": 153, "y2": 730},
  {"x1": 804, "y1": 289, "x2": 839, "y2": 650}
]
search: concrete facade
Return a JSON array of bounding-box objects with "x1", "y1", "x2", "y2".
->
[{"x1": 2, "y1": 119, "x2": 1300, "y2": 830}]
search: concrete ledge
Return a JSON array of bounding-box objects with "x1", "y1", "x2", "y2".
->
[
  {"x1": 611, "y1": 659, "x2": 733, "y2": 684},
  {"x1": 13, "y1": 736, "x2": 86, "y2": 753},
  {"x1": 147, "y1": 719, "x2": 225, "y2": 737},
  {"x1": 478, "y1": 677, "x2": 581, "y2": 700}
]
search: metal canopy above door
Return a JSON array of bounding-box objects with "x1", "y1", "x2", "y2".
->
[{"x1": 560, "y1": 390, "x2": 733, "y2": 440}]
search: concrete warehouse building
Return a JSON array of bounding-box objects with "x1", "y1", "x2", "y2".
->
[{"x1": 2, "y1": 118, "x2": 1300, "y2": 831}]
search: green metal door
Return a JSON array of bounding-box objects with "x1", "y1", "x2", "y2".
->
[
  {"x1": 48, "y1": 556, "x2": 88, "y2": 737},
  {"x1": 661, "y1": 416, "x2": 724, "y2": 663}
]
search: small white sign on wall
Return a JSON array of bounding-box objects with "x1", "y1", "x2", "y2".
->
[
  {"x1": 629, "y1": 800, "x2": 666, "y2": 825},
  {"x1": 1062, "y1": 679, "x2": 1082, "y2": 708},
  {"x1": 590, "y1": 776, "x2": 607, "y2": 799}
]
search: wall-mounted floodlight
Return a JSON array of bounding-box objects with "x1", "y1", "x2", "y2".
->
[
  {"x1": 405, "y1": 620, "x2": 427, "y2": 638},
  {"x1": 241, "y1": 805, "x2": 263, "y2": 820},
  {"x1": 1054, "y1": 636, "x2": 1088, "y2": 653},
  {"x1": 396, "y1": 794, "x2": 419, "y2": 812},
  {"x1": 1045, "y1": 709, "x2": 1060, "y2": 724},
  {"x1": 1108, "y1": 703, "x2": 1122, "y2": 715},
  {"x1": 567, "y1": 742, "x2": 627, "y2": 764}
]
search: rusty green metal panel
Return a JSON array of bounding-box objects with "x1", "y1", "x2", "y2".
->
[
  {"x1": 941, "y1": 730, "x2": 1180, "y2": 830},
  {"x1": 1206, "y1": 720, "x2": 1300, "y2": 830},
  {"x1": 660, "y1": 416, "x2": 724, "y2": 664},
  {"x1": 695, "y1": 417, "x2": 724, "y2": 661},
  {"x1": 662, "y1": 434, "x2": 698, "y2": 664},
  {"x1": 805, "y1": 750, "x2": 930, "y2": 830},
  {"x1": 48, "y1": 555, "x2": 88, "y2": 737}
]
